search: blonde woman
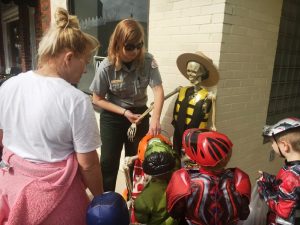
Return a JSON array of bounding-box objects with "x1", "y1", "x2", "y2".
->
[
  {"x1": 0, "y1": 7, "x2": 103, "y2": 224},
  {"x1": 90, "y1": 19, "x2": 164, "y2": 191}
]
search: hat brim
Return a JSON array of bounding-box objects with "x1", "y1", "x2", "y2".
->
[{"x1": 177, "y1": 52, "x2": 220, "y2": 87}]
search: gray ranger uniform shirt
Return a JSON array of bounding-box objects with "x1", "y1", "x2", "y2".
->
[{"x1": 89, "y1": 52, "x2": 162, "y2": 108}]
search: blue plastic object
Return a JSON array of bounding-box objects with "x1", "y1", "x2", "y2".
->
[{"x1": 86, "y1": 191, "x2": 130, "y2": 225}]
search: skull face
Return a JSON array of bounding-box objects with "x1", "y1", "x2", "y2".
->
[{"x1": 186, "y1": 61, "x2": 207, "y2": 86}]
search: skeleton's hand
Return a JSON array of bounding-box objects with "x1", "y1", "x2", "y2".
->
[{"x1": 210, "y1": 125, "x2": 217, "y2": 131}]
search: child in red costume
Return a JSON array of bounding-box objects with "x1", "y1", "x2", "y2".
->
[
  {"x1": 166, "y1": 129, "x2": 251, "y2": 225},
  {"x1": 258, "y1": 117, "x2": 300, "y2": 225}
]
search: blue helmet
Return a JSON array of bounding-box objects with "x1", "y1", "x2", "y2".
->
[{"x1": 86, "y1": 191, "x2": 130, "y2": 225}]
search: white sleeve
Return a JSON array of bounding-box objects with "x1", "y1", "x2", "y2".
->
[{"x1": 70, "y1": 95, "x2": 100, "y2": 153}]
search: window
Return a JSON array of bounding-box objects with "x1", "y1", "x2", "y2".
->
[
  {"x1": 68, "y1": 0, "x2": 150, "y2": 94},
  {"x1": 266, "y1": 0, "x2": 300, "y2": 124},
  {"x1": 1, "y1": 2, "x2": 36, "y2": 74},
  {"x1": 1, "y1": 5, "x2": 21, "y2": 74}
]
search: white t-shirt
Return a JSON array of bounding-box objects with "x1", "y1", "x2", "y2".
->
[{"x1": 0, "y1": 71, "x2": 100, "y2": 162}]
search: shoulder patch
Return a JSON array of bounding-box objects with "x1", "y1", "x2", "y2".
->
[
  {"x1": 151, "y1": 58, "x2": 159, "y2": 69},
  {"x1": 97, "y1": 57, "x2": 111, "y2": 70}
]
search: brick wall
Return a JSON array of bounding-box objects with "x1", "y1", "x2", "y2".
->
[
  {"x1": 35, "y1": 0, "x2": 51, "y2": 46},
  {"x1": 148, "y1": 0, "x2": 283, "y2": 183},
  {"x1": 148, "y1": 0, "x2": 225, "y2": 135},
  {"x1": 217, "y1": 0, "x2": 283, "y2": 181},
  {"x1": 18, "y1": 2, "x2": 31, "y2": 71},
  {"x1": 17, "y1": 0, "x2": 51, "y2": 71}
]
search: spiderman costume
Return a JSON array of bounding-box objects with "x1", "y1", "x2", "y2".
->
[
  {"x1": 166, "y1": 129, "x2": 251, "y2": 225},
  {"x1": 258, "y1": 160, "x2": 300, "y2": 225},
  {"x1": 167, "y1": 167, "x2": 250, "y2": 225},
  {"x1": 260, "y1": 117, "x2": 300, "y2": 225}
]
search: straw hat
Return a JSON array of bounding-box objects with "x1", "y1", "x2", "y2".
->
[{"x1": 177, "y1": 51, "x2": 220, "y2": 87}]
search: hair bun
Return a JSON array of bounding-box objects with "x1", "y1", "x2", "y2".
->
[{"x1": 55, "y1": 7, "x2": 79, "y2": 29}]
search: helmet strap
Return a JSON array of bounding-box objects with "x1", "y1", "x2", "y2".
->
[{"x1": 272, "y1": 133, "x2": 285, "y2": 158}]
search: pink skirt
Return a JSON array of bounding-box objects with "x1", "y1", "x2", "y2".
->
[{"x1": 0, "y1": 148, "x2": 90, "y2": 225}]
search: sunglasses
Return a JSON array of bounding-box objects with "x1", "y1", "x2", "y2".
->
[{"x1": 124, "y1": 42, "x2": 144, "y2": 51}]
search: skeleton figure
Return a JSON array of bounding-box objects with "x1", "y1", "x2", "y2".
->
[{"x1": 172, "y1": 52, "x2": 219, "y2": 164}]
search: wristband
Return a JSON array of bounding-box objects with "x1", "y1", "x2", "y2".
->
[{"x1": 123, "y1": 109, "x2": 127, "y2": 116}]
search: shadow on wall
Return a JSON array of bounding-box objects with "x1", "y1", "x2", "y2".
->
[{"x1": 161, "y1": 96, "x2": 177, "y2": 140}]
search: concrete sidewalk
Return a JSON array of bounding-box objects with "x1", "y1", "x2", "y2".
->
[{"x1": 115, "y1": 150, "x2": 127, "y2": 194}]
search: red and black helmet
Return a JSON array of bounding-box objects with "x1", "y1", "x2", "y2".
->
[{"x1": 182, "y1": 128, "x2": 233, "y2": 167}]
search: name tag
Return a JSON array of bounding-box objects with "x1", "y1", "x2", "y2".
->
[{"x1": 111, "y1": 79, "x2": 123, "y2": 84}]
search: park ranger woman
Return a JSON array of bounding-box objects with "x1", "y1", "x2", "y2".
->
[{"x1": 90, "y1": 19, "x2": 164, "y2": 192}]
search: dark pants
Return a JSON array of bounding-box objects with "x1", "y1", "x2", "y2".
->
[{"x1": 100, "y1": 106, "x2": 149, "y2": 191}]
